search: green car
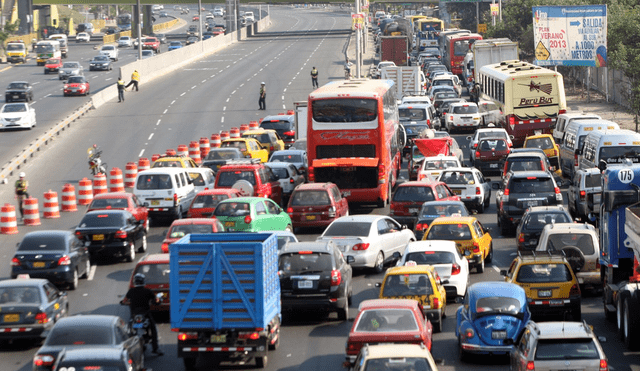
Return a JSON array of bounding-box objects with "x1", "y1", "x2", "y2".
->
[{"x1": 213, "y1": 197, "x2": 293, "y2": 232}]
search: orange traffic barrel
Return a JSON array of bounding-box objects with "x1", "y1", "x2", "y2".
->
[
  {"x1": 109, "y1": 167, "x2": 125, "y2": 193},
  {"x1": 165, "y1": 148, "x2": 176, "y2": 156},
  {"x1": 177, "y1": 144, "x2": 189, "y2": 157},
  {"x1": 43, "y1": 190, "x2": 60, "y2": 219},
  {"x1": 230, "y1": 127, "x2": 240, "y2": 138},
  {"x1": 138, "y1": 158, "x2": 151, "y2": 172},
  {"x1": 249, "y1": 120, "x2": 259, "y2": 130},
  {"x1": 0, "y1": 204, "x2": 18, "y2": 234},
  {"x1": 211, "y1": 134, "x2": 221, "y2": 148},
  {"x1": 61, "y1": 184, "x2": 78, "y2": 212},
  {"x1": 22, "y1": 197, "x2": 41, "y2": 225},
  {"x1": 199, "y1": 137, "x2": 210, "y2": 159},
  {"x1": 239, "y1": 124, "x2": 249, "y2": 135},
  {"x1": 188, "y1": 141, "x2": 202, "y2": 165},
  {"x1": 78, "y1": 177, "x2": 94, "y2": 205},
  {"x1": 93, "y1": 173, "x2": 108, "y2": 196},
  {"x1": 124, "y1": 163, "x2": 138, "y2": 188},
  {"x1": 220, "y1": 131, "x2": 230, "y2": 141}
]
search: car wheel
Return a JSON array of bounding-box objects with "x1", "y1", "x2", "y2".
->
[
  {"x1": 623, "y1": 296, "x2": 640, "y2": 350},
  {"x1": 373, "y1": 251, "x2": 385, "y2": 274},
  {"x1": 486, "y1": 243, "x2": 493, "y2": 263},
  {"x1": 476, "y1": 257, "x2": 485, "y2": 273},
  {"x1": 183, "y1": 357, "x2": 197, "y2": 370},
  {"x1": 500, "y1": 217, "x2": 509, "y2": 236},
  {"x1": 433, "y1": 311, "x2": 442, "y2": 333},
  {"x1": 255, "y1": 354, "x2": 267, "y2": 368},
  {"x1": 617, "y1": 293, "x2": 626, "y2": 337},
  {"x1": 125, "y1": 242, "x2": 135, "y2": 262},
  {"x1": 69, "y1": 269, "x2": 79, "y2": 290},
  {"x1": 458, "y1": 337, "x2": 468, "y2": 362},
  {"x1": 337, "y1": 303, "x2": 349, "y2": 321},
  {"x1": 348, "y1": 287, "x2": 353, "y2": 306},
  {"x1": 572, "y1": 304, "x2": 582, "y2": 321},
  {"x1": 144, "y1": 218, "x2": 150, "y2": 233},
  {"x1": 81, "y1": 259, "x2": 91, "y2": 279},
  {"x1": 138, "y1": 234, "x2": 147, "y2": 253},
  {"x1": 477, "y1": 200, "x2": 485, "y2": 214}
]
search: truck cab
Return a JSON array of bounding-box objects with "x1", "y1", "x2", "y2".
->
[{"x1": 6, "y1": 41, "x2": 27, "y2": 63}]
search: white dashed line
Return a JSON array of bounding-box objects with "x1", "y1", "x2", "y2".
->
[
  {"x1": 180, "y1": 92, "x2": 186, "y2": 96},
  {"x1": 44, "y1": 94, "x2": 51, "y2": 98},
  {"x1": 221, "y1": 117, "x2": 225, "y2": 123},
  {"x1": 139, "y1": 149, "x2": 145, "y2": 157},
  {"x1": 156, "y1": 119, "x2": 161, "y2": 125},
  {"x1": 202, "y1": 79, "x2": 207, "y2": 83},
  {"x1": 87, "y1": 265, "x2": 97, "y2": 280},
  {"x1": 171, "y1": 100, "x2": 175, "y2": 105},
  {"x1": 226, "y1": 98, "x2": 230, "y2": 102},
  {"x1": 163, "y1": 109, "x2": 168, "y2": 114},
  {"x1": 148, "y1": 133, "x2": 154, "y2": 140},
  {"x1": 105, "y1": 78, "x2": 112, "y2": 81},
  {"x1": 192, "y1": 85, "x2": 197, "y2": 89},
  {"x1": 231, "y1": 90, "x2": 236, "y2": 95},
  {"x1": 223, "y1": 106, "x2": 226, "y2": 111}
]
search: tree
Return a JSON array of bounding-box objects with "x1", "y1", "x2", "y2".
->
[{"x1": 0, "y1": 22, "x2": 21, "y2": 57}]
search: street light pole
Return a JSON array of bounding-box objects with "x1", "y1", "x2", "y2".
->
[{"x1": 136, "y1": 0, "x2": 142, "y2": 60}]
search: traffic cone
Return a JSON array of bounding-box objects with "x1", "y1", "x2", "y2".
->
[
  {"x1": 23, "y1": 197, "x2": 41, "y2": 225},
  {"x1": 109, "y1": 167, "x2": 125, "y2": 193},
  {"x1": 151, "y1": 153, "x2": 161, "y2": 163},
  {"x1": 177, "y1": 144, "x2": 189, "y2": 157},
  {"x1": 211, "y1": 133, "x2": 221, "y2": 148},
  {"x1": 0, "y1": 204, "x2": 18, "y2": 234},
  {"x1": 43, "y1": 190, "x2": 60, "y2": 219},
  {"x1": 220, "y1": 130, "x2": 230, "y2": 142},
  {"x1": 93, "y1": 173, "x2": 108, "y2": 196},
  {"x1": 249, "y1": 120, "x2": 260, "y2": 130},
  {"x1": 199, "y1": 137, "x2": 210, "y2": 159},
  {"x1": 230, "y1": 127, "x2": 240, "y2": 138},
  {"x1": 61, "y1": 184, "x2": 78, "y2": 212},
  {"x1": 78, "y1": 178, "x2": 94, "y2": 205},
  {"x1": 124, "y1": 162, "x2": 138, "y2": 188},
  {"x1": 188, "y1": 141, "x2": 202, "y2": 165},
  {"x1": 166, "y1": 148, "x2": 176, "y2": 156},
  {"x1": 239, "y1": 124, "x2": 249, "y2": 135}
]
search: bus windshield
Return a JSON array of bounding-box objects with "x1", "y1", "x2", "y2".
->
[
  {"x1": 454, "y1": 40, "x2": 472, "y2": 56},
  {"x1": 35, "y1": 44, "x2": 54, "y2": 53},
  {"x1": 312, "y1": 98, "x2": 377, "y2": 123},
  {"x1": 600, "y1": 146, "x2": 640, "y2": 164}
]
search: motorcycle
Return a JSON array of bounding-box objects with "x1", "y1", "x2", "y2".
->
[
  {"x1": 87, "y1": 147, "x2": 107, "y2": 175},
  {"x1": 121, "y1": 293, "x2": 162, "y2": 351},
  {"x1": 344, "y1": 62, "x2": 352, "y2": 79}
]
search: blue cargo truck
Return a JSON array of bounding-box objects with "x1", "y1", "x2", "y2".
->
[
  {"x1": 169, "y1": 233, "x2": 281, "y2": 369},
  {"x1": 599, "y1": 161, "x2": 640, "y2": 350}
]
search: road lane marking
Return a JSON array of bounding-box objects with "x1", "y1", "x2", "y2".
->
[
  {"x1": 202, "y1": 79, "x2": 207, "y2": 83},
  {"x1": 87, "y1": 265, "x2": 97, "y2": 280},
  {"x1": 221, "y1": 117, "x2": 224, "y2": 123},
  {"x1": 163, "y1": 109, "x2": 168, "y2": 114},
  {"x1": 148, "y1": 133, "x2": 154, "y2": 140},
  {"x1": 171, "y1": 100, "x2": 175, "y2": 105},
  {"x1": 156, "y1": 119, "x2": 161, "y2": 125},
  {"x1": 139, "y1": 149, "x2": 145, "y2": 157},
  {"x1": 106, "y1": 78, "x2": 112, "y2": 81},
  {"x1": 223, "y1": 106, "x2": 226, "y2": 111},
  {"x1": 226, "y1": 98, "x2": 229, "y2": 102},
  {"x1": 180, "y1": 92, "x2": 186, "y2": 96},
  {"x1": 44, "y1": 94, "x2": 51, "y2": 98},
  {"x1": 191, "y1": 85, "x2": 197, "y2": 89}
]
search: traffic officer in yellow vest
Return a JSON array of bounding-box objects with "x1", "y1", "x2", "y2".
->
[
  {"x1": 14, "y1": 172, "x2": 29, "y2": 220},
  {"x1": 117, "y1": 77, "x2": 126, "y2": 102},
  {"x1": 311, "y1": 67, "x2": 319, "y2": 88},
  {"x1": 126, "y1": 70, "x2": 140, "y2": 91}
]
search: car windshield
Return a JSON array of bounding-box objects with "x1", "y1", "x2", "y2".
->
[
  {"x1": 63, "y1": 63, "x2": 79, "y2": 68},
  {"x1": 525, "y1": 137, "x2": 554, "y2": 150},
  {"x1": 478, "y1": 131, "x2": 506, "y2": 140},
  {"x1": 271, "y1": 153, "x2": 302, "y2": 162},
  {"x1": 8, "y1": 83, "x2": 28, "y2": 89},
  {"x1": 89, "y1": 197, "x2": 128, "y2": 209},
  {"x1": 153, "y1": 161, "x2": 182, "y2": 168},
  {"x1": 399, "y1": 108, "x2": 427, "y2": 121},
  {"x1": 2, "y1": 104, "x2": 27, "y2": 113},
  {"x1": 474, "y1": 296, "x2": 523, "y2": 318},
  {"x1": 279, "y1": 252, "x2": 332, "y2": 273},
  {"x1": 192, "y1": 194, "x2": 229, "y2": 208},
  {"x1": 291, "y1": 190, "x2": 330, "y2": 206},
  {"x1": 270, "y1": 167, "x2": 289, "y2": 179},
  {"x1": 507, "y1": 159, "x2": 545, "y2": 172},
  {"x1": 424, "y1": 160, "x2": 459, "y2": 169},
  {"x1": 46, "y1": 324, "x2": 114, "y2": 345},
  {"x1": 355, "y1": 308, "x2": 418, "y2": 332},
  {"x1": 420, "y1": 203, "x2": 468, "y2": 217},
  {"x1": 170, "y1": 41, "x2": 182, "y2": 46},
  {"x1": 393, "y1": 186, "x2": 435, "y2": 202},
  {"x1": 216, "y1": 171, "x2": 255, "y2": 187},
  {"x1": 510, "y1": 178, "x2": 554, "y2": 193},
  {"x1": 18, "y1": 235, "x2": 66, "y2": 251},
  {"x1": 547, "y1": 233, "x2": 595, "y2": 255},
  {"x1": 0, "y1": 286, "x2": 41, "y2": 304},
  {"x1": 79, "y1": 213, "x2": 126, "y2": 228},
  {"x1": 93, "y1": 56, "x2": 109, "y2": 61},
  {"x1": 452, "y1": 105, "x2": 478, "y2": 114},
  {"x1": 404, "y1": 125, "x2": 430, "y2": 136},
  {"x1": 524, "y1": 212, "x2": 571, "y2": 231},
  {"x1": 364, "y1": 357, "x2": 434, "y2": 371},
  {"x1": 535, "y1": 338, "x2": 599, "y2": 360},
  {"x1": 260, "y1": 120, "x2": 292, "y2": 131},
  {"x1": 478, "y1": 139, "x2": 508, "y2": 151},
  {"x1": 382, "y1": 273, "x2": 434, "y2": 297},
  {"x1": 599, "y1": 146, "x2": 640, "y2": 164},
  {"x1": 169, "y1": 224, "x2": 214, "y2": 237},
  {"x1": 312, "y1": 98, "x2": 378, "y2": 123},
  {"x1": 188, "y1": 173, "x2": 205, "y2": 186},
  {"x1": 433, "y1": 79, "x2": 454, "y2": 87},
  {"x1": 323, "y1": 222, "x2": 371, "y2": 237},
  {"x1": 426, "y1": 223, "x2": 472, "y2": 240},
  {"x1": 440, "y1": 171, "x2": 474, "y2": 185},
  {"x1": 207, "y1": 149, "x2": 239, "y2": 160},
  {"x1": 134, "y1": 263, "x2": 170, "y2": 284},
  {"x1": 46, "y1": 58, "x2": 59, "y2": 64},
  {"x1": 68, "y1": 77, "x2": 84, "y2": 83},
  {"x1": 516, "y1": 263, "x2": 573, "y2": 283},
  {"x1": 405, "y1": 251, "x2": 455, "y2": 265},
  {"x1": 136, "y1": 174, "x2": 172, "y2": 190},
  {"x1": 7, "y1": 44, "x2": 24, "y2": 51},
  {"x1": 213, "y1": 202, "x2": 251, "y2": 217}
]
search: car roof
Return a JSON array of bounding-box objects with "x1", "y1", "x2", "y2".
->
[
  {"x1": 468, "y1": 282, "x2": 527, "y2": 303},
  {"x1": 262, "y1": 114, "x2": 294, "y2": 121},
  {"x1": 56, "y1": 314, "x2": 120, "y2": 327},
  {"x1": 527, "y1": 205, "x2": 567, "y2": 213},
  {"x1": 449, "y1": 102, "x2": 476, "y2": 108},
  {"x1": 398, "y1": 180, "x2": 439, "y2": 187},
  {"x1": 404, "y1": 240, "x2": 457, "y2": 253},
  {"x1": 272, "y1": 149, "x2": 305, "y2": 155},
  {"x1": 385, "y1": 265, "x2": 435, "y2": 276},
  {"x1": 508, "y1": 170, "x2": 552, "y2": 179},
  {"x1": 440, "y1": 167, "x2": 475, "y2": 173},
  {"x1": 535, "y1": 321, "x2": 593, "y2": 339},
  {"x1": 23, "y1": 230, "x2": 72, "y2": 239},
  {"x1": 170, "y1": 218, "x2": 219, "y2": 226},
  {"x1": 294, "y1": 182, "x2": 335, "y2": 191},
  {"x1": 421, "y1": 200, "x2": 465, "y2": 208},
  {"x1": 431, "y1": 216, "x2": 477, "y2": 224},
  {"x1": 358, "y1": 299, "x2": 419, "y2": 311},
  {"x1": 138, "y1": 168, "x2": 190, "y2": 175},
  {"x1": 195, "y1": 189, "x2": 239, "y2": 196},
  {"x1": 9, "y1": 81, "x2": 29, "y2": 84},
  {"x1": 334, "y1": 215, "x2": 386, "y2": 223},
  {"x1": 541, "y1": 222, "x2": 596, "y2": 233},
  {"x1": 138, "y1": 253, "x2": 170, "y2": 264},
  {"x1": 265, "y1": 162, "x2": 294, "y2": 169},
  {"x1": 525, "y1": 134, "x2": 554, "y2": 140},
  {"x1": 219, "y1": 196, "x2": 266, "y2": 203},
  {"x1": 0, "y1": 278, "x2": 49, "y2": 288},
  {"x1": 60, "y1": 347, "x2": 124, "y2": 362},
  {"x1": 85, "y1": 209, "x2": 130, "y2": 216},
  {"x1": 363, "y1": 343, "x2": 432, "y2": 359},
  {"x1": 281, "y1": 241, "x2": 334, "y2": 254},
  {"x1": 509, "y1": 148, "x2": 547, "y2": 156},
  {"x1": 399, "y1": 103, "x2": 430, "y2": 108},
  {"x1": 93, "y1": 192, "x2": 132, "y2": 200}
]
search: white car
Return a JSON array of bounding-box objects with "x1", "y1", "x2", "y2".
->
[
  {"x1": 205, "y1": 14, "x2": 214, "y2": 20},
  {"x1": 444, "y1": 102, "x2": 482, "y2": 133},
  {"x1": 213, "y1": 8, "x2": 224, "y2": 16},
  {"x1": 265, "y1": 162, "x2": 305, "y2": 196},
  {"x1": 117, "y1": 36, "x2": 132, "y2": 48},
  {"x1": 99, "y1": 45, "x2": 119, "y2": 61},
  {"x1": 467, "y1": 127, "x2": 514, "y2": 164},
  {"x1": 0, "y1": 103, "x2": 36, "y2": 130},
  {"x1": 244, "y1": 11, "x2": 255, "y2": 22},
  {"x1": 317, "y1": 215, "x2": 416, "y2": 273},
  {"x1": 76, "y1": 32, "x2": 91, "y2": 43},
  {"x1": 141, "y1": 50, "x2": 154, "y2": 59},
  {"x1": 430, "y1": 75, "x2": 462, "y2": 97},
  {"x1": 437, "y1": 167, "x2": 492, "y2": 213},
  {"x1": 401, "y1": 95, "x2": 432, "y2": 106},
  {"x1": 396, "y1": 240, "x2": 469, "y2": 298},
  {"x1": 417, "y1": 155, "x2": 461, "y2": 182},
  {"x1": 187, "y1": 168, "x2": 216, "y2": 194},
  {"x1": 374, "y1": 61, "x2": 396, "y2": 78}
]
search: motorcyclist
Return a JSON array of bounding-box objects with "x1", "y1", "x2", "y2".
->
[
  {"x1": 120, "y1": 273, "x2": 164, "y2": 356},
  {"x1": 88, "y1": 144, "x2": 105, "y2": 174},
  {"x1": 344, "y1": 58, "x2": 353, "y2": 78}
]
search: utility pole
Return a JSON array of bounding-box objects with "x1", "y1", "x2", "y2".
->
[
  {"x1": 355, "y1": 0, "x2": 361, "y2": 78},
  {"x1": 136, "y1": 0, "x2": 142, "y2": 60}
]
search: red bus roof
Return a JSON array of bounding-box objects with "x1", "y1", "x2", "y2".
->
[{"x1": 310, "y1": 79, "x2": 394, "y2": 100}]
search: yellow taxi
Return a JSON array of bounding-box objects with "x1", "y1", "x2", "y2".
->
[
  {"x1": 523, "y1": 134, "x2": 560, "y2": 171},
  {"x1": 377, "y1": 264, "x2": 447, "y2": 332},
  {"x1": 500, "y1": 251, "x2": 581, "y2": 321},
  {"x1": 242, "y1": 129, "x2": 285, "y2": 155},
  {"x1": 422, "y1": 216, "x2": 492, "y2": 274},
  {"x1": 152, "y1": 155, "x2": 199, "y2": 168},
  {"x1": 220, "y1": 138, "x2": 269, "y2": 163}
]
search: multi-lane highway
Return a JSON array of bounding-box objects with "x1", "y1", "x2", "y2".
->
[{"x1": 0, "y1": 5, "x2": 638, "y2": 371}]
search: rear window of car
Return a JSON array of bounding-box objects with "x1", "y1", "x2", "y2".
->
[
  {"x1": 18, "y1": 235, "x2": 66, "y2": 251},
  {"x1": 279, "y1": 252, "x2": 333, "y2": 273},
  {"x1": 46, "y1": 324, "x2": 113, "y2": 345},
  {"x1": 479, "y1": 139, "x2": 508, "y2": 151},
  {"x1": 0, "y1": 286, "x2": 41, "y2": 304},
  {"x1": 405, "y1": 251, "x2": 455, "y2": 265},
  {"x1": 399, "y1": 108, "x2": 427, "y2": 121},
  {"x1": 90, "y1": 197, "x2": 128, "y2": 209},
  {"x1": 525, "y1": 137, "x2": 554, "y2": 150},
  {"x1": 134, "y1": 263, "x2": 169, "y2": 284},
  {"x1": 478, "y1": 131, "x2": 506, "y2": 140},
  {"x1": 192, "y1": 194, "x2": 228, "y2": 208},
  {"x1": 355, "y1": 308, "x2": 418, "y2": 332},
  {"x1": 478, "y1": 102, "x2": 499, "y2": 112},
  {"x1": 424, "y1": 160, "x2": 458, "y2": 169},
  {"x1": 291, "y1": 190, "x2": 330, "y2": 206},
  {"x1": 207, "y1": 149, "x2": 239, "y2": 160},
  {"x1": 546, "y1": 233, "x2": 595, "y2": 255},
  {"x1": 137, "y1": 174, "x2": 172, "y2": 190},
  {"x1": 426, "y1": 223, "x2": 472, "y2": 240},
  {"x1": 271, "y1": 153, "x2": 302, "y2": 162},
  {"x1": 270, "y1": 168, "x2": 289, "y2": 179},
  {"x1": 509, "y1": 178, "x2": 554, "y2": 193},
  {"x1": 68, "y1": 76, "x2": 84, "y2": 83},
  {"x1": 440, "y1": 171, "x2": 474, "y2": 185},
  {"x1": 261, "y1": 120, "x2": 292, "y2": 131},
  {"x1": 382, "y1": 273, "x2": 434, "y2": 297},
  {"x1": 246, "y1": 133, "x2": 270, "y2": 143},
  {"x1": 516, "y1": 263, "x2": 573, "y2": 283},
  {"x1": 213, "y1": 202, "x2": 251, "y2": 217},
  {"x1": 169, "y1": 224, "x2": 214, "y2": 237},
  {"x1": 216, "y1": 170, "x2": 256, "y2": 187},
  {"x1": 452, "y1": 105, "x2": 478, "y2": 114},
  {"x1": 524, "y1": 212, "x2": 571, "y2": 230},
  {"x1": 420, "y1": 203, "x2": 468, "y2": 217},
  {"x1": 393, "y1": 186, "x2": 435, "y2": 202},
  {"x1": 584, "y1": 173, "x2": 601, "y2": 188},
  {"x1": 79, "y1": 213, "x2": 126, "y2": 228},
  {"x1": 507, "y1": 158, "x2": 544, "y2": 172},
  {"x1": 534, "y1": 338, "x2": 599, "y2": 360},
  {"x1": 323, "y1": 222, "x2": 370, "y2": 237},
  {"x1": 221, "y1": 141, "x2": 247, "y2": 152}
]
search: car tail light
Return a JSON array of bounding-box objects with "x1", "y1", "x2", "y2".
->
[
  {"x1": 476, "y1": 187, "x2": 481, "y2": 195},
  {"x1": 352, "y1": 243, "x2": 370, "y2": 250},
  {"x1": 518, "y1": 233, "x2": 525, "y2": 243},
  {"x1": 464, "y1": 328, "x2": 475, "y2": 339},
  {"x1": 427, "y1": 119, "x2": 430, "y2": 126},
  {"x1": 173, "y1": 193, "x2": 178, "y2": 206},
  {"x1": 433, "y1": 297, "x2": 440, "y2": 309},
  {"x1": 308, "y1": 166, "x2": 315, "y2": 181},
  {"x1": 287, "y1": 207, "x2": 293, "y2": 213},
  {"x1": 378, "y1": 164, "x2": 386, "y2": 178},
  {"x1": 283, "y1": 130, "x2": 295, "y2": 137},
  {"x1": 115, "y1": 230, "x2": 127, "y2": 239},
  {"x1": 178, "y1": 332, "x2": 198, "y2": 341},
  {"x1": 472, "y1": 143, "x2": 478, "y2": 149},
  {"x1": 540, "y1": 160, "x2": 545, "y2": 170},
  {"x1": 599, "y1": 359, "x2": 608, "y2": 371},
  {"x1": 415, "y1": 223, "x2": 428, "y2": 231},
  {"x1": 244, "y1": 216, "x2": 252, "y2": 224},
  {"x1": 449, "y1": 115, "x2": 453, "y2": 121},
  {"x1": 289, "y1": 178, "x2": 294, "y2": 184},
  {"x1": 33, "y1": 355, "x2": 55, "y2": 367},
  {"x1": 10, "y1": 257, "x2": 20, "y2": 267},
  {"x1": 161, "y1": 243, "x2": 169, "y2": 253},
  {"x1": 35, "y1": 312, "x2": 49, "y2": 324},
  {"x1": 558, "y1": 109, "x2": 566, "y2": 115},
  {"x1": 574, "y1": 154, "x2": 579, "y2": 167},
  {"x1": 451, "y1": 263, "x2": 461, "y2": 275},
  {"x1": 580, "y1": 190, "x2": 586, "y2": 201},
  {"x1": 238, "y1": 331, "x2": 260, "y2": 340},
  {"x1": 475, "y1": 151, "x2": 480, "y2": 158},
  {"x1": 555, "y1": 187, "x2": 562, "y2": 201},
  {"x1": 526, "y1": 361, "x2": 535, "y2": 370},
  {"x1": 331, "y1": 269, "x2": 342, "y2": 286},
  {"x1": 75, "y1": 231, "x2": 83, "y2": 238},
  {"x1": 570, "y1": 283, "x2": 581, "y2": 296},
  {"x1": 472, "y1": 242, "x2": 480, "y2": 253},
  {"x1": 270, "y1": 145, "x2": 274, "y2": 152},
  {"x1": 57, "y1": 255, "x2": 71, "y2": 266},
  {"x1": 328, "y1": 206, "x2": 336, "y2": 218}
]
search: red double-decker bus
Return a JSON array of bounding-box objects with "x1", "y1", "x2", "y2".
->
[
  {"x1": 443, "y1": 33, "x2": 482, "y2": 77},
  {"x1": 307, "y1": 79, "x2": 404, "y2": 207}
]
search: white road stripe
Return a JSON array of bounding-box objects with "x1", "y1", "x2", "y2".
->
[
  {"x1": 156, "y1": 119, "x2": 161, "y2": 125},
  {"x1": 226, "y1": 98, "x2": 230, "y2": 102},
  {"x1": 180, "y1": 92, "x2": 186, "y2": 96},
  {"x1": 139, "y1": 149, "x2": 145, "y2": 157},
  {"x1": 221, "y1": 117, "x2": 224, "y2": 123},
  {"x1": 87, "y1": 265, "x2": 97, "y2": 280},
  {"x1": 44, "y1": 94, "x2": 51, "y2": 98},
  {"x1": 148, "y1": 133, "x2": 154, "y2": 140},
  {"x1": 171, "y1": 100, "x2": 175, "y2": 105},
  {"x1": 192, "y1": 85, "x2": 197, "y2": 89},
  {"x1": 106, "y1": 78, "x2": 112, "y2": 81},
  {"x1": 202, "y1": 79, "x2": 207, "y2": 83},
  {"x1": 163, "y1": 109, "x2": 168, "y2": 114},
  {"x1": 223, "y1": 106, "x2": 226, "y2": 111},
  {"x1": 231, "y1": 90, "x2": 236, "y2": 95}
]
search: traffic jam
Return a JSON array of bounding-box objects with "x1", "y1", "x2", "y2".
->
[{"x1": 0, "y1": 4, "x2": 639, "y2": 371}]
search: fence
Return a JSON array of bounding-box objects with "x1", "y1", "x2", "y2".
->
[{"x1": 567, "y1": 65, "x2": 633, "y2": 109}]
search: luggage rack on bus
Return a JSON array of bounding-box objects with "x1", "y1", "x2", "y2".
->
[{"x1": 517, "y1": 250, "x2": 566, "y2": 260}]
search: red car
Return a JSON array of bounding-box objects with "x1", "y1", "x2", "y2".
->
[
  {"x1": 212, "y1": 26, "x2": 225, "y2": 36},
  {"x1": 389, "y1": 180, "x2": 460, "y2": 229},
  {"x1": 474, "y1": 137, "x2": 511, "y2": 175},
  {"x1": 214, "y1": 161, "x2": 283, "y2": 206},
  {"x1": 63, "y1": 75, "x2": 90, "y2": 96},
  {"x1": 286, "y1": 182, "x2": 348, "y2": 229},
  {"x1": 345, "y1": 299, "x2": 433, "y2": 365},
  {"x1": 192, "y1": 15, "x2": 199, "y2": 21},
  {"x1": 142, "y1": 37, "x2": 160, "y2": 53},
  {"x1": 87, "y1": 192, "x2": 149, "y2": 231},
  {"x1": 44, "y1": 57, "x2": 63, "y2": 74},
  {"x1": 187, "y1": 188, "x2": 243, "y2": 218},
  {"x1": 161, "y1": 218, "x2": 225, "y2": 253},
  {"x1": 128, "y1": 254, "x2": 170, "y2": 312}
]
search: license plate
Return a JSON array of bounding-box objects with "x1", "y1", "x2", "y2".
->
[
  {"x1": 526, "y1": 201, "x2": 538, "y2": 207},
  {"x1": 93, "y1": 234, "x2": 104, "y2": 241},
  {"x1": 211, "y1": 334, "x2": 226, "y2": 343},
  {"x1": 3, "y1": 314, "x2": 19, "y2": 322},
  {"x1": 538, "y1": 290, "x2": 552, "y2": 297},
  {"x1": 224, "y1": 221, "x2": 235, "y2": 227},
  {"x1": 550, "y1": 300, "x2": 563, "y2": 305},
  {"x1": 33, "y1": 262, "x2": 45, "y2": 268},
  {"x1": 306, "y1": 215, "x2": 316, "y2": 220},
  {"x1": 492, "y1": 330, "x2": 507, "y2": 339},
  {"x1": 529, "y1": 239, "x2": 537, "y2": 246},
  {"x1": 151, "y1": 200, "x2": 160, "y2": 206},
  {"x1": 298, "y1": 280, "x2": 313, "y2": 289},
  {"x1": 409, "y1": 208, "x2": 418, "y2": 213},
  {"x1": 578, "y1": 278, "x2": 584, "y2": 284},
  {"x1": 452, "y1": 189, "x2": 462, "y2": 195},
  {"x1": 132, "y1": 322, "x2": 144, "y2": 329},
  {"x1": 13, "y1": 95, "x2": 19, "y2": 99},
  {"x1": 490, "y1": 163, "x2": 498, "y2": 168}
]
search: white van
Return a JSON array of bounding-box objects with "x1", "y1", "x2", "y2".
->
[
  {"x1": 49, "y1": 34, "x2": 68, "y2": 58},
  {"x1": 553, "y1": 112, "x2": 601, "y2": 144},
  {"x1": 579, "y1": 129, "x2": 640, "y2": 170},
  {"x1": 186, "y1": 168, "x2": 216, "y2": 194},
  {"x1": 133, "y1": 168, "x2": 197, "y2": 221},
  {"x1": 398, "y1": 102, "x2": 436, "y2": 128},
  {"x1": 559, "y1": 119, "x2": 619, "y2": 179},
  {"x1": 244, "y1": 11, "x2": 255, "y2": 22}
]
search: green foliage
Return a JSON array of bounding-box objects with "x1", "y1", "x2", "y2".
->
[{"x1": 0, "y1": 22, "x2": 20, "y2": 48}]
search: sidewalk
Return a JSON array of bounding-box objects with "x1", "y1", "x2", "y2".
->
[
  {"x1": 347, "y1": 29, "x2": 377, "y2": 78},
  {"x1": 565, "y1": 85, "x2": 636, "y2": 131}
]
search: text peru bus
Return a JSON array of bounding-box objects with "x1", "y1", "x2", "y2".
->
[
  {"x1": 306, "y1": 79, "x2": 404, "y2": 208},
  {"x1": 477, "y1": 60, "x2": 567, "y2": 147}
]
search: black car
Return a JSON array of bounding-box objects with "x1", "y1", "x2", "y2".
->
[
  {"x1": 501, "y1": 150, "x2": 552, "y2": 179},
  {"x1": 33, "y1": 315, "x2": 144, "y2": 371},
  {"x1": 185, "y1": 36, "x2": 199, "y2": 45},
  {"x1": 88, "y1": 55, "x2": 112, "y2": 71},
  {"x1": 0, "y1": 278, "x2": 68, "y2": 341},
  {"x1": 516, "y1": 206, "x2": 572, "y2": 251},
  {"x1": 75, "y1": 210, "x2": 147, "y2": 263},
  {"x1": 53, "y1": 347, "x2": 144, "y2": 371},
  {"x1": 495, "y1": 171, "x2": 563, "y2": 235},
  {"x1": 202, "y1": 147, "x2": 245, "y2": 173},
  {"x1": 11, "y1": 230, "x2": 91, "y2": 290},
  {"x1": 6, "y1": 81, "x2": 33, "y2": 102},
  {"x1": 413, "y1": 200, "x2": 470, "y2": 240},
  {"x1": 260, "y1": 114, "x2": 296, "y2": 147},
  {"x1": 278, "y1": 241, "x2": 353, "y2": 320},
  {"x1": 104, "y1": 27, "x2": 121, "y2": 35},
  {"x1": 152, "y1": 32, "x2": 167, "y2": 44}
]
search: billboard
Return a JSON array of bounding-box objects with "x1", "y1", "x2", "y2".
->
[{"x1": 532, "y1": 5, "x2": 607, "y2": 67}]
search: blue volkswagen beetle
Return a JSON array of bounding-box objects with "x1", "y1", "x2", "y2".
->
[{"x1": 456, "y1": 282, "x2": 530, "y2": 361}]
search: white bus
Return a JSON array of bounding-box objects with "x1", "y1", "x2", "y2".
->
[{"x1": 477, "y1": 60, "x2": 567, "y2": 147}]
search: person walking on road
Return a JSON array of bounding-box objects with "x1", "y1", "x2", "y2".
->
[
  {"x1": 14, "y1": 172, "x2": 29, "y2": 220},
  {"x1": 311, "y1": 67, "x2": 319, "y2": 88},
  {"x1": 126, "y1": 70, "x2": 140, "y2": 91},
  {"x1": 117, "y1": 77, "x2": 126, "y2": 102},
  {"x1": 258, "y1": 82, "x2": 266, "y2": 110}
]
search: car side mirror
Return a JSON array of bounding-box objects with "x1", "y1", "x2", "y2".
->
[
  {"x1": 500, "y1": 269, "x2": 507, "y2": 276},
  {"x1": 574, "y1": 148, "x2": 582, "y2": 155},
  {"x1": 466, "y1": 136, "x2": 471, "y2": 141},
  {"x1": 454, "y1": 296, "x2": 464, "y2": 304},
  {"x1": 434, "y1": 358, "x2": 445, "y2": 366},
  {"x1": 374, "y1": 282, "x2": 382, "y2": 288},
  {"x1": 484, "y1": 227, "x2": 492, "y2": 234},
  {"x1": 392, "y1": 251, "x2": 401, "y2": 260},
  {"x1": 441, "y1": 279, "x2": 449, "y2": 285},
  {"x1": 598, "y1": 160, "x2": 607, "y2": 172},
  {"x1": 556, "y1": 179, "x2": 564, "y2": 187},
  {"x1": 346, "y1": 256, "x2": 355, "y2": 264},
  {"x1": 463, "y1": 250, "x2": 472, "y2": 257}
]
